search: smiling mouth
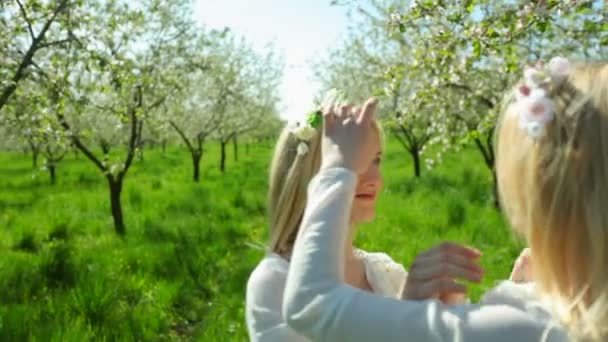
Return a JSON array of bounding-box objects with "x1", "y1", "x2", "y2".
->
[{"x1": 355, "y1": 193, "x2": 376, "y2": 201}]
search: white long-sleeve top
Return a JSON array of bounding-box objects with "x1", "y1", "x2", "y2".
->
[
  {"x1": 246, "y1": 247, "x2": 408, "y2": 341},
  {"x1": 283, "y1": 167, "x2": 568, "y2": 342}
]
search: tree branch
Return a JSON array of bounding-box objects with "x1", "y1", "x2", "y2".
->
[
  {"x1": 473, "y1": 137, "x2": 492, "y2": 169},
  {"x1": 392, "y1": 130, "x2": 410, "y2": 152},
  {"x1": 122, "y1": 86, "x2": 144, "y2": 176},
  {"x1": 446, "y1": 82, "x2": 495, "y2": 109},
  {"x1": 38, "y1": 37, "x2": 74, "y2": 50},
  {"x1": 0, "y1": 0, "x2": 69, "y2": 112},
  {"x1": 16, "y1": 0, "x2": 35, "y2": 40},
  {"x1": 169, "y1": 120, "x2": 195, "y2": 153},
  {"x1": 56, "y1": 111, "x2": 107, "y2": 173}
]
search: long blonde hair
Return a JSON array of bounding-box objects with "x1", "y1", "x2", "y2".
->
[
  {"x1": 496, "y1": 62, "x2": 608, "y2": 340},
  {"x1": 267, "y1": 119, "x2": 382, "y2": 256},
  {"x1": 267, "y1": 125, "x2": 323, "y2": 256}
]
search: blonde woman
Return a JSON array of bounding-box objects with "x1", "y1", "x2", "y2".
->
[
  {"x1": 245, "y1": 97, "x2": 485, "y2": 341},
  {"x1": 282, "y1": 58, "x2": 604, "y2": 341}
]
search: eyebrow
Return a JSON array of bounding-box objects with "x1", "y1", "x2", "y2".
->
[{"x1": 376, "y1": 151, "x2": 382, "y2": 156}]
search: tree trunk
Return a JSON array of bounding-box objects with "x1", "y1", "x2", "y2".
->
[
  {"x1": 220, "y1": 141, "x2": 227, "y2": 173},
  {"x1": 161, "y1": 140, "x2": 167, "y2": 154},
  {"x1": 108, "y1": 178, "x2": 126, "y2": 236},
  {"x1": 48, "y1": 163, "x2": 56, "y2": 185},
  {"x1": 246, "y1": 142, "x2": 250, "y2": 155},
  {"x1": 492, "y1": 168, "x2": 499, "y2": 209},
  {"x1": 192, "y1": 151, "x2": 202, "y2": 182},
  {"x1": 410, "y1": 147, "x2": 421, "y2": 178},
  {"x1": 138, "y1": 146, "x2": 144, "y2": 162},
  {"x1": 233, "y1": 135, "x2": 238, "y2": 162},
  {"x1": 473, "y1": 137, "x2": 498, "y2": 209},
  {"x1": 32, "y1": 149, "x2": 39, "y2": 169}
]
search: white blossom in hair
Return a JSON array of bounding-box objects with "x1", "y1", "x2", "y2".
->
[
  {"x1": 548, "y1": 57, "x2": 570, "y2": 79},
  {"x1": 296, "y1": 142, "x2": 309, "y2": 156},
  {"x1": 515, "y1": 57, "x2": 570, "y2": 139},
  {"x1": 288, "y1": 88, "x2": 348, "y2": 155},
  {"x1": 291, "y1": 124, "x2": 316, "y2": 141}
]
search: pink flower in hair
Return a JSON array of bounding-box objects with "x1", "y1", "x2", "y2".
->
[
  {"x1": 514, "y1": 57, "x2": 570, "y2": 138},
  {"x1": 517, "y1": 88, "x2": 555, "y2": 138},
  {"x1": 515, "y1": 84, "x2": 531, "y2": 101}
]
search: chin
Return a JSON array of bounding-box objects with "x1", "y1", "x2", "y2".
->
[{"x1": 353, "y1": 210, "x2": 376, "y2": 224}]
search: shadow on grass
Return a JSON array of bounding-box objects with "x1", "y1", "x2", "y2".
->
[
  {"x1": 0, "y1": 166, "x2": 33, "y2": 177},
  {"x1": 0, "y1": 198, "x2": 38, "y2": 211}
]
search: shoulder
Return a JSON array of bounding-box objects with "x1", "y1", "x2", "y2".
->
[
  {"x1": 452, "y1": 303, "x2": 568, "y2": 342},
  {"x1": 480, "y1": 280, "x2": 556, "y2": 323},
  {"x1": 481, "y1": 280, "x2": 537, "y2": 304},
  {"x1": 357, "y1": 249, "x2": 407, "y2": 298},
  {"x1": 357, "y1": 249, "x2": 406, "y2": 274},
  {"x1": 247, "y1": 253, "x2": 290, "y2": 299}
]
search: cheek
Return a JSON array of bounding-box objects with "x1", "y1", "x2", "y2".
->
[{"x1": 369, "y1": 166, "x2": 383, "y2": 190}]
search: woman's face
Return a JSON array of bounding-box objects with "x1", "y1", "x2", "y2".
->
[{"x1": 351, "y1": 130, "x2": 383, "y2": 224}]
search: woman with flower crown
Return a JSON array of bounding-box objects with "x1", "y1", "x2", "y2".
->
[
  {"x1": 282, "y1": 57, "x2": 608, "y2": 341},
  {"x1": 245, "y1": 90, "x2": 488, "y2": 341}
]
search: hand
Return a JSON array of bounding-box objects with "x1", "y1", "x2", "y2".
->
[
  {"x1": 510, "y1": 248, "x2": 533, "y2": 283},
  {"x1": 320, "y1": 97, "x2": 378, "y2": 174},
  {"x1": 401, "y1": 242, "x2": 484, "y2": 303}
]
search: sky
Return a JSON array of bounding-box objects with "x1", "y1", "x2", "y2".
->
[{"x1": 194, "y1": 0, "x2": 350, "y2": 121}]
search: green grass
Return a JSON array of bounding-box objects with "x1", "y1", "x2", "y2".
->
[{"x1": 0, "y1": 139, "x2": 524, "y2": 341}]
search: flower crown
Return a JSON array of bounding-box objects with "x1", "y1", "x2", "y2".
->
[
  {"x1": 289, "y1": 88, "x2": 347, "y2": 155},
  {"x1": 515, "y1": 56, "x2": 570, "y2": 138}
]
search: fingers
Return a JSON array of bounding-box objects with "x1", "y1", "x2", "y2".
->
[
  {"x1": 408, "y1": 278, "x2": 467, "y2": 300},
  {"x1": 328, "y1": 103, "x2": 355, "y2": 128},
  {"x1": 322, "y1": 104, "x2": 335, "y2": 132},
  {"x1": 409, "y1": 257, "x2": 483, "y2": 283},
  {"x1": 340, "y1": 103, "x2": 352, "y2": 115},
  {"x1": 426, "y1": 249, "x2": 483, "y2": 273},
  {"x1": 358, "y1": 97, "x2": 378, "y2": 123},
  {"x1": 418, "y1": 241, "x2": 482, "y2": 260},
  {"x1": 440, "y1": 292, "x2": 467, "y2": 305},
  {"x1": 407, "y1": 242, "x2": 484, "y2": 293}
]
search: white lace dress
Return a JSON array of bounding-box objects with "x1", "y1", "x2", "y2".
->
[{"x1": 246, "y1": 250, "x2": 407, "y2": 341}]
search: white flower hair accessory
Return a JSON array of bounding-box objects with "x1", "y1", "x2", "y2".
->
[
  {"x1": 515, "y1": 56, "x2": 571, "y2": 139},
  {"x1": 288, "y1": 88, "x2": 348, "y2": 156},
  {"x1": 296, "y1": 142, "x2": 309, "y2": 156}
]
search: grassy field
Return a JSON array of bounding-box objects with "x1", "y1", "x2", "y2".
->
[{"x1": 0, "y1": 138, "x2": 524, "y2": 341}]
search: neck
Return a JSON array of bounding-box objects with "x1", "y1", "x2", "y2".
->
[{"x1": 344, "y1": 224, "x2": 358, "y2": 262}]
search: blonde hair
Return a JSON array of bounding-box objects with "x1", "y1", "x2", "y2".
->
[
  {"x1": 496, "y1": 62, "x2": 608, "y2": 340},
  {"x1": 267, "y1": 119, "x2": 383, "y2": 256},
  {"x1": 267, "y1": 126, "x2": 323, "y2": 256}
]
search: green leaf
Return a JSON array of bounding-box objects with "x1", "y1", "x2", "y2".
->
[
  {"x1": 399, "y1": 23, "x2": 406, "y2": 33},
  {"x1": 473, "y1": 40, "x2": 481, "y2": 58},
  {"x1": 307, "y1": 110, "x2": 323, "y2": 128},
  {"x1": 373, "y1": 88, "x2": 386, "y2": 97}
]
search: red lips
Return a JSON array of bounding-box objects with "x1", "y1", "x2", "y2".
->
[{"x1": 355, "y1": 193, "x2": 376, "y2": 201}]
